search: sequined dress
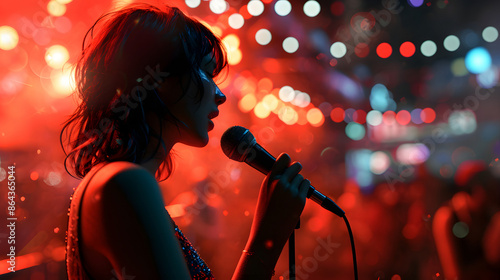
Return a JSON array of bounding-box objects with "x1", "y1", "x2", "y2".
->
[{"x1": 65, "y1": 166, "x2": 215, "y2": 279}]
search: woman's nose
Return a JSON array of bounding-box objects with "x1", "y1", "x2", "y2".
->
[{"x1": 215, "y1": 87, "x2": 226, "y2": 105}]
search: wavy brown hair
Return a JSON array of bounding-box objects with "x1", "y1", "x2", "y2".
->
[{"x1": 61, "y1": 3, "x2": 227, "y2": 181}]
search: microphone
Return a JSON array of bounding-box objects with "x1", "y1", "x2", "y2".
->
[{"x1": 220, "y1": 126, "x2": 345, "y2": 217}]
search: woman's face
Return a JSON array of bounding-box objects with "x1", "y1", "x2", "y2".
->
[{"x1": 161, "y1": 54, "x2": 226, "y2": 147}]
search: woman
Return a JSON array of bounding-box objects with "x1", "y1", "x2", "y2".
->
[{"x1": 62, "y1": 4, "x2": 310, "y2": 279}]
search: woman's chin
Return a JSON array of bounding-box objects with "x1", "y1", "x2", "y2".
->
[{"x1": 181, "y1": 133, "x2": 209, "y2": 147}]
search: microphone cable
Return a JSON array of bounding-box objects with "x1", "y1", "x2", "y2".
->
[{"x1": 343, "y1": 215, "x2": 358, "y2": 280}]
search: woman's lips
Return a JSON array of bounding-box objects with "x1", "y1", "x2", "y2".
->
[{"x1": 208, "y1": 119, "x2": 214, "y2": 131}]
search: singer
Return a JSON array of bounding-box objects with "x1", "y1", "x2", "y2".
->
[{"x1": 61, "y1": 3, "x2": 310, "y2": 279}]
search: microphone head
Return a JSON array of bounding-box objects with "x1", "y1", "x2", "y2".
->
[{"x1": 220, "y1": 126, "x2": 255, "y2": 162}]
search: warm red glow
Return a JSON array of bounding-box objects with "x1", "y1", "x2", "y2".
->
[
  {"x1": 30, "y1": 171, "x2": 39, "y2": 180},
  {"x1": 400, "y1": 41, "x2": 416, "y2": 57},
  {"x1": 239, "y1": 5, "x2": 252, "y2": 19},
  {"x1": 355, "y1": 43, "x2": 370, "y2": 58},
  {"x1": 376, "y1": 42, "x2": 392, "y2": 58},
  {"x1": 382, "y1": 111, "x2": 396, "y2": 125},
  {"x1": 421, "y1": 108, "x2": 436, "y2": 123},
  {"x1": 307, "y1": 108, "x2": 325, "y2": 127},
  {"x1": 330, "y1": 107, "x2": 345, "y2": 122},
  {"x1": 262, "y1": 58, "x2": 282, "y2": 73},
  {"x1": 257, "y1": 77, "x2": 273, "y2": 92},
  {"x1": 396, "y1": 110, "x2": 411, "y2": 125},
  {"x1": 331, "y1": 1, "x2": 345, "y2": 16},
  {"x1": 353, "y1": 109, "x2": 366, "y2": 124}
]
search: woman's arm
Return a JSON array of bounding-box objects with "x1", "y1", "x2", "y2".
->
[
  {"x1": 232, "y1": 153, "x2": 310, "y2": 280},
  {"x1": 88, "y1": 163, "x2": 191, "y2": 279}
]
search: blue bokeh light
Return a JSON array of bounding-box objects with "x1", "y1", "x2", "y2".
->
[
  {"x1": 370, "y1": 83, "x2": 396, "y2": 112},
  {"x1": 465, "y1": 47, "x2": 492, "y2": 74}
]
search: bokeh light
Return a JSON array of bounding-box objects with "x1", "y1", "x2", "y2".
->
[
  {"x1": 355, "y1": 43, "x2": 369, "y2": 58},
  {"x1": 30, "y1": 171, "x2": 39, "y2": 181},
  {"x1": 283, "y1": 37, "x2": 299, "y2": 53},
  {"x1": 420, "y1": 40, "x2": 437, "y2": 57},
  {"x1": 400, "y1": 41, "x2": 415, "y2": 57},
  {"x1": 0, "y1": 26, "x2": 19, "y2": 51},
  {"x1": 291, "y1": 90, "x2": 311, "y2": 107},
  {"x1": 223, "y1": 34, "x2": 240, "y2": 50},
  {"x1": 376, "y1": 42, "x2": 392, "y2": 58},
  {"x1": 227, "y1": 49, "x2": 242, "y2": 65},
  {"x1": 307, "y1": 108, "x2": 325, "y2": 127},
  {"x1": 477, "y1": 66, "x2": 498, "y2": 88},
  {"x1": 420, "y1": 108, "x2": 436, "y2": 123},
  {"x1": 45, "y1": 45, "x2": 70, "y2": 69},
  {"x1": 303, "y1": 1, "x2": 321, "y2": 17},
  {"x1": 408, "y1": 0, "x2": 424, "y2": 7},
  {"x1": 275, "y1": 0, "x2": 292, "y2": 16},
  {"x1": 247, "y1": 0, "x2": 265, "y2": 16},
  {"x1": 370, "y1": 151, "x2": 390, "y2": 174},
  {"x1": 254, "y1": 102, "x2": 271, "y2": 118},
  {"x1": 482, "y1": 26, "x2": 498, "y2": 43},
  {"x1": 344, "y1": 108, "x2": 356, "y2": 123},
  {"x1": 345, "y1": 122, "x2": 366, "y2": 140},
  {"x1": 279, "y1": 85, "x2": 295, "y2": 102},
  {"x1": 366, "y1": 110, "x2": 383, "y2": 126},
  {"x1": 443, "y1": 35, "x2": 460, "y2": 51},
  {"x1": 451, "y1": 58, "x2": 468, "y2": 76},
  {"x1": 47, "y1": 0, "x2": 67, "y2": 16},
  {"x1": 185, "y1": 0, "x2": 201, "y2": 8},
  {"x1": 330, "y1": 42, "x2": 347, "y2": 58},
  {"x1": 331, "y1": 1, "x2": 344, "y2": 16},
  {"x1": 54, "y1": 17, "x2": 72, "y2": 33},
  {"x1": 353, "y1": 109, "x2": 366, "y2": 124},
  {"x1": 448, "y1": 110, "x2": 477, "y2": 135},
  {"x1": 50, "y1": 67, "x2": 75, "y2": 97},
  {"x1": 223, "y1": 34, "x2": 242, "y2": 65},
  {"x1": 255, "y1": 29, "x2": 272, "y2": 45},
  {"x1": 330, "y1": 107, "x2": 345, "y2": 122},
  {"x1": 210, "y1": 0, "x2": 228, "y2": 14},
  {"x1": 228, "y1": 13, "x2": 244, "y2": 29},
  {"x1": 462, "y1": 29, "x2": 479, "y2": 47},
  {"x1": 452, "y1": 222, "x2": 469, "y2": 238},
  {"x1": 279, "y1": 106, "x2": 298, "y2": 125},
  {"x1": 262, "y1": 94, "x2": 279, "y2": 111},
  {"x1": 465, "y1": 47, "x2": 492, "y2": 74},
  {"x1": 382, "y1": 111, "x2": 396, "y2": 125},
  {"x1": 411, "y1": 108, "x2": 423, "y2": 124},
  {"x1": 370, "y1": 83, "x2": 395, "y2": 112},
  {"x1": 238, "y1": 94, "x2": 257, "y2": 112},
  {"x1": 396, "y1": 143, "x2": 430, "y2": 165},
  {"x1": 396, "y1": 110, "x2": 411, "y2": 125}
]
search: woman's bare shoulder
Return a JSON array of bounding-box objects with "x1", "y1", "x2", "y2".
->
[
  {"x1": 79, "y1": 161, "x2": 190, "y2": 279},
  {"x1": 82, "y1": 161, "x2": 163, "y2": 224}
]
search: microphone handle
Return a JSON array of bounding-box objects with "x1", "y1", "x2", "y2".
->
[{"x1": 243, "y1": 143, "x2": 345, "y2": 217}]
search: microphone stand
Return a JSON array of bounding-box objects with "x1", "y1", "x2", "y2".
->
[{"x1": 289, "y1": 219, "x2": 300, "y2": 280}]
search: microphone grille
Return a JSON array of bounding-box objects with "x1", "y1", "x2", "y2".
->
[{"x1": 220, "y1": 126, "x2": 255, "y2": 161}]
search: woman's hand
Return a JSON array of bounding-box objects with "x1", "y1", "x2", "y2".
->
[
  {"x1": 253, "y1": 153, "x2": 310, "y2": 239},
  {"x1": 249, "y1": 154, "x2": 310, "y2": 266},
  {"x1": 232, "y1": 153, "x2": 310, "y2": 279}
]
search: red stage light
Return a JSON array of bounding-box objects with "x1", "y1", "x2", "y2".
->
[
  {"x1": 355, "y1": 43, "x2": 369, "y2": 58},
  {"x1": 353, "y1": 109, "x2": 367, "y2": 124},
  {"x1": 400, "y1": 41, "x2": 416, "y2": 57},
  {"x1": 330, "y1": 107, "x2": 345, "y2": 122},
  {"x1": 421, "y1": 108, "x2": 436, "y2": 123},
  {"x1": 376, "y1": 42, "x2": 392, "y2": 58},
  {"x1": 396, "y1": 110, "x2": 411, "y2": 125},
  {"x1": 382, "y1": 110, "x2": 396, "y2": 125},
  {"x1": 331, "y1": 1, "x2": 345, "y2": 16}
]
